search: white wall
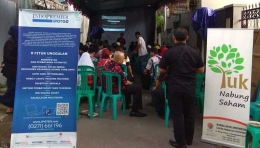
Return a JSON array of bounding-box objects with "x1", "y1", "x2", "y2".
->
[
  {"x1": 202, "y1": 0, "x2": 259, "y2": 9},
  {"x1": 0, "y1": 0, "x2": 17, "y2": 84}
]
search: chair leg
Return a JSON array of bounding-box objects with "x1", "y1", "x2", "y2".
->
[
  {"x1": 165, "y1": 105, "x2": 170, "y2": 128},
  {"x1": 245, "y1": 130, "x2": 249, "y2": 148},
  {"x1": 76, "y1": 95, "x2": 81, "y2": 120},
  {"x1": 112, "y1": 97, "x2": 117, "y2": 120},
  {"x1": 88, "y1": 96, "x2": 93, "y2": 120},
  {"x1": 97, "y1": 88, "x2": 101, "y2": 108},
  {"x1": 99, "y1": 96, "x2": 106, "y2": 118},
  {"x1": 92, "y1": 96, "x2": 96, "y2": 112},
  {"x1": 122, "y1": 96, "x2": 126, "y2": 114},
  {"x1": 252, "y1": 136, "x2": 259, "y2": 148},
  {"x1": 104, "y1": 99, "x2": 108, "y2": 112}
]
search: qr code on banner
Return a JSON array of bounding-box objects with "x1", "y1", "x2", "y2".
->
[{"x1": 56, "y1": 103, "x2": 69, "y2": 115}]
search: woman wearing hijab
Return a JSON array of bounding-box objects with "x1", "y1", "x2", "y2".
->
[
  {"x1": 97, "y1": 48, "x2": 111, "y2": 68},
  {"x1": 77, "y1": 52, "x2": 95, "y2": 86},
  {"x1": 0, "y1": 25, "x2": 18, "y2": 114},
  {"x1": 77, "y1": 52, "x2": 98, "y2": 117}
]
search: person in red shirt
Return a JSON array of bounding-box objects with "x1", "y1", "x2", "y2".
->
[
  {"x1": 160, "y1": 46, "x2": 168, "y2": 57},
  {"x1": 102, "y1": 51, "x2": 146, "y2": 117}
]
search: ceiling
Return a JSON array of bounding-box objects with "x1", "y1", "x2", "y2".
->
[{"x1": 70, "y1": 0, "x2": 170, "y2": 15}]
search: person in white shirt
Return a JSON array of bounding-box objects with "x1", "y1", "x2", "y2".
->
[{"x1": 134, "y1": 32, "x2": 148, "y2": 74}]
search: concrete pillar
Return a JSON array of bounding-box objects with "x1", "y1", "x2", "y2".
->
[{"x1": 232, "y1": 4, "x2": 247, "y2": 28}]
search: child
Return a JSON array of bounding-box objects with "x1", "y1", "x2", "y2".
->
[{"x1": 142, "y1": 48, "x2": 162, "y2": 92}]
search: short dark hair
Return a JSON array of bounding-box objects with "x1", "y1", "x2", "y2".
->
[
  {"x1": 174, "y1": 27, "x2": 188, "y2": 41},
  {"x1": 115, "y1": 46, "x2": 123, "y2": 51},
  {"x1": 81, "y1": 45, "x2": 88, "y2": 52},
  {"x1": 111, "y1": 42, "x2": 118, "y2": 49},
  {"x1": 79, "y1": 43, "x2": 84, "y2": 51},
  {"x1": 88, "y1": 44, "x2": 99, "y2": 53},
  {"x1": 120, "y1": 33, "x2": 124, "y2": 35},
  {"x1": 98, "y1": 41, "x2": 103, "y2": 46},
  {"x1": 108, "y1": 46, "x2": 113, "y2": 52},
  {"x1": 135, "y1": 32, "x2": 140, "y2": 35},
  {"x1": 149, "y1": 48, "x2": 158, "y2": 54}
]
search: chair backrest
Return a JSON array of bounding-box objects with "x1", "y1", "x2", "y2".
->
[
  {"x1": 78, "y1": 66, "x2": 95, "y2": 72},
  {"x1": 93, "y1": 61, "x2": 98, "y2": 67},
  {"x1": 252, "y1": 76, "x2": 260, "y2": 102},
  {"x1": 78, "y1": 66, "x2": 96, "y2": 93},
  {"x1": 121, "y1": 64, "x2": 127, "y2": 75},
  {"x1": 153, "y1": 64, "x2": 159, "y2": 79},
  {"x1": 96, "y1": 66, "x2": 103, "y2": 74},
  {"x1": 195, "y1": 73, "x2": 205, "y2": 96},
  {"x1": 100, "y1": 71, "x2": 122, "y2": 95}
]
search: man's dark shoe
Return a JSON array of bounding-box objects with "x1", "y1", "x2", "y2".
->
[
  {"x1": 158, "y1": 114, "x2": 165, "y2": 119},
  {"x1": 130, "y1": 111, "x2": 147, "y2": 117},
  {"x1": 186, "y1": 142, "x2": 192, "y2": 146},
  {"x1": 169, "y1": 140, "x2": 187, "y2": 148}
]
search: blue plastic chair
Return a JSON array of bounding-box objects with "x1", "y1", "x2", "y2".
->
[
  {"x1": 77, "y1": 66, "x2": 96, "y2": 120},
  {"x1": 95, "y1": 66, "x2": 103, "y2": 108},
  {"x1": 99, "y1": 71, "x2": 126, "y2": 120},
  {"x1": 161, "y1": 81, "x2": 170, "y2": 128},
  {"x1": 250, "y1": 77, "x2": 260, "y2": 121}
]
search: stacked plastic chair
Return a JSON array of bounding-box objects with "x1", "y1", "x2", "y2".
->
[
  {"x1": 245, "y1": 77, "x2": 260, "y2": 148},
  {"x1": 250, "y1": 77, "x2": 260, "y2": 121}
]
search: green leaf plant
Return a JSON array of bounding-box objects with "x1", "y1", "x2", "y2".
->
[{"x1": 207, "y1": 44, "x2": 244, "y2": 89}]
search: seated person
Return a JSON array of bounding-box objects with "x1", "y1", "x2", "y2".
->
[
  {"x1": 97, "y1": 48, "x2": 111, "y2": 68},
  {"x1": 88, "y1": 44, "x2": 99, "y2": 63},
  {"x1": 102, "y1": 51, "x2": 146, "y2": 117},
  {"x1": 111, "y1": 46, "x2": 134, "y2": 79},
  {"x1": 142, "y1": 48, "x2": 162, "y2": 91},
  {"x1": 151, "y1": 73, "x2": 168, "y2": 119},
  {"x1": 77, "y1": 52, "x2": 94, "y2": 86},
  {"x1": 96, "y1": 48, "x2": 111, "y2": 85}
]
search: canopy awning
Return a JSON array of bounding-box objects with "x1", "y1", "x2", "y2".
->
[{"x1": 68, "y1": 0, "x2": 172, "y2": 16}]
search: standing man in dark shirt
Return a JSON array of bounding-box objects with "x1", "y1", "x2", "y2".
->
[
  {"x1": 117, "y1": 33, "x2": 126, "y2": 47},
  {"x1": 158, "y1": 27, "x2": 204, "y2": 148}
]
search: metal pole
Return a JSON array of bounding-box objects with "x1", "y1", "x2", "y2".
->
[
  {"x1": 164, "y1": 5, "x2": 167, "y2": 31},
  {"x1": 23, "y1": 0, "x2": 28, "y2": 9}
]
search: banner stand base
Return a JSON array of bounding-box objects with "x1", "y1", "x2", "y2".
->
[{"x1": 201, "y1": 137, "x2": 243, "y2": 148}]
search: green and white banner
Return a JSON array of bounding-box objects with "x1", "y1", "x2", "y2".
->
[{"x1": 202, "y1": 29, "x2": 253, "y2": 148}]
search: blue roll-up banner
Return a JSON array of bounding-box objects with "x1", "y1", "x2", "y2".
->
[{"x1": 11, "y1": 10, "x2": 81, "y2": 148}]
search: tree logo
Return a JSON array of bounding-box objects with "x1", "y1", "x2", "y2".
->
[{"x1": 208, "y1": 44, "x2": 247, "y2": 89}]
